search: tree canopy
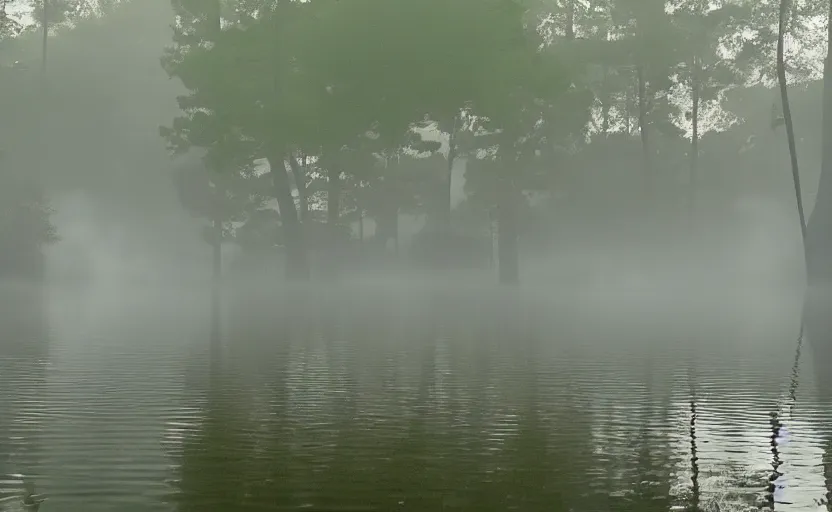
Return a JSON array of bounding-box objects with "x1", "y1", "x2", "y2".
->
[{"x1": 2, "y1": 0, "x2": 820, "y2": 284}]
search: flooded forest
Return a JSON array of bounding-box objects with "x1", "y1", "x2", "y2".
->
[{"x1": 1, "y1": 0, "x2": 832, "y2": 510}]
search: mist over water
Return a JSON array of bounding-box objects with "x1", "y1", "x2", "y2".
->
[
  {"x1": 6, "y1": 150, "x2": 818, "y2": 511},
  {"x1": 2, "y1": 144, "x2": 823, "y2": 512},
  {"x1": 2, "y1": 0, "x2": 832, "y2": 510},
  {"x1": 1, "y1": 267, "x2": 829, "y2": 511}
]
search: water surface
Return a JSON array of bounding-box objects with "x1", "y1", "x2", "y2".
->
[{"x1": 0, "y1": 282, "x2": 829, "y2": 511}]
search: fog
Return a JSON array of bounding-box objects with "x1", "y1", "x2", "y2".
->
[
  {"x1": 0, "y1": 1, "x2": 812, "y2": 301},
  {"x1": 2, "y1": 0, "x2": 832, "y2": 509}
]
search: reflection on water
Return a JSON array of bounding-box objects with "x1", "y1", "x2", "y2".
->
[{"x1": 0, "y1": 283, "x2": 830, "y2": 511}]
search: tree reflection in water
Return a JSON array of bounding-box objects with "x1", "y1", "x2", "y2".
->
[{"x1": 165, "y1": 289, "x2": 831, "y2": 511}]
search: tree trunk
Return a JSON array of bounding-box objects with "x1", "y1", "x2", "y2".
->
[
  {"x1": 268, "y1": 152, "x2": 309, "y2": 280},
  {"x1": 637, "y1": 65, "x2": 651, "y2": 199},
  {"x1": 803, "y1": 6, "x2": 832, "y2": 506},
  {"x1": 440, "y1": 129, "x2": 456, "y2": 231},
  {"x1": 496, "y1": 165, "x2": 519, "y2": 285},
  {"x1": 326, "y1": 165, "x2": 341, "y2": 278},
  {"x1": 327, "y1": 167, "x2": 341, "y2": 228},
  {"x1": 212, "y1": 218, "x2": 222, "y2": 284},
  {"x1": 375, "y1": 156, "x2": 400, "y2": 255},
  {"x1": 600, "y1": 26, "x2": 610, "y2": 136},
  {"x1": 625, "y1": 87, "x2": 632, "y2": 135},
  {"x1": 689, "y1": 55, "x2": 700, "y2": 223},
  {"x1": 210, "y1": 216, "x2": 222, "y2": 355},
  {"x1": 358, "y1": 209, "x2": 365, "y2": 249},
  {"x1": 806, "y1": 0, "x2": 832, "y2": 284},
  {"x1": 565, "y1": 0, "x2": 575, "y2": 41},
  {"x1": 776, "y1": 0, "x2": 807, "y2": 246},
  {"x1": 301, "y1": 155, "x2": 309, "y2": 220},
  {"x1": 288, "y1": 154, "x2": 309, "y2": 222},
  {"x1": 291, "y1": 154, "x2": 309, "y2": 222},
  {"x1": 41, "y1": 0, "x2": 47, "y2": 72},
  {"x1": 601, "y1": 70, "x2": 610, "y2": 137}
]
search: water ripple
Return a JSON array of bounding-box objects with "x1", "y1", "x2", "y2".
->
[{"x1": 0, "y1": 287, "x2": 828, "y2": 511}]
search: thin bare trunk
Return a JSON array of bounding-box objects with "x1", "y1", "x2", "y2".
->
[
  {"x1": 601, "y1": 99, "x2": 610, "y2": 136},
  {"x1": 803, "y1": 0, "x2": 832, "y2": 500},
  {"x1": 211, "y1": 218, "x2": 222, "y2": 283},
  {"x1": 625, "y1": 87, "x2": 632, "y2": 135},
  {"x1": 497, "y1": 154, "x2": 519, "y2": 285},
  {"x1": 600, "y1": 24, "x2": 610, "y2": 137},
  {"x1": 777, "y1": 0, "x2": 807, "y2": 245},
  {"x1": 326, "y1": 165, "x2": 341, "y2": 277},
  {"x1": 637, "y1": 65, "x2": 651, "y2": 197},
  {"x1": 288, "y1": 154, "x2": 308, "y2": 222},
  {"x1": 442, "y1": 127, "x2": 456, "y2": 231},
  {"x1": 565, "y1": 0, "x2": 575, "y2": 40},
  {"x1": 488, "y1": 209, "x2": 496, "y2": 269},
  {"x1": 806, "y1": 0, "x2": 832, "y2": 284},
  {"x1": 374, "y1": 156, "x2": 400, "y2": 255},
  {"x1": 601, "y1": 67, "x2": 610, "y2": 137},
  {"x1": 41, "y1": 0, "x2": 47, "y2": 72},
  {"x1": 689, "y1": 55, "x2": 700, "y2": 222},
  {"x1": 210, "y1": 216, "x2": 222, "y2": 354}
]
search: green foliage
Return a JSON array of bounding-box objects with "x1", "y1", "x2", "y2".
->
[
  {"x1": 157, "y1": 0, "x2": 826, "y2": 276},
  {"x1": 160, "y1": 0, "x2": 269, "y2": 246},
  {"x1": 0, "y1": 1, "x2": 25, "y2": 39}
]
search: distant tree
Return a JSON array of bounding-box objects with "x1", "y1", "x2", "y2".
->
[
  {"x1": 0, "y1": 5, "x2": 58, "y2": 281},
  {"x1": 462, "y1": 8, "x2": 592, "y2": 283},
  {"x1": 669, "y1": 0, "x2": 749, "y2": 220},
  {"x1": 161, "y1": 0, "x2": 268, "y2": 287},
  {"x1": 0, "y1": 154, "x2": 58, "y2": 280}
]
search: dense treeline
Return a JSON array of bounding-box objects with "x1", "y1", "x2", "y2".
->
[
  {"x1": 1, "y1": 0, "x2": 831, "y2": 284},
  {"x1": 158, "y1": 0, "x2": 831, "y2": 284}
]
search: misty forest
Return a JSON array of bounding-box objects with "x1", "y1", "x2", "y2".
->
[{"x1": 2, "y1": 0, "x2": 832, "y2": 510}]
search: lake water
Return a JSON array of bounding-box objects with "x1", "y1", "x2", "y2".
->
[{"x1": 0, "y1": 280, "x2": 830, "y2": 511}]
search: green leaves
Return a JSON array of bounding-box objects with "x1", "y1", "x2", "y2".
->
[{"x1": 163, "y1": 0, "x2": 809, "y2": 229}]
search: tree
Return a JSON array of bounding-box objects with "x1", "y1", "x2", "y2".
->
[
  {"x1": 161, "y1": 0, "x2": 283, "y2": 290},
  {"x1": 806, "y1": 0, "x2": 832, "y2": 285},
  {"x1": 670, "y1": 1, "x2": 749, "y2": 221},
  {"x1": 163, "y1": 0, "x2": 571, "y2": 282},
  {"x1": 466, "y1": 22, "x2": 591, "y2": 283},
  {"x1": 776, "y1": 0, "x2": 807, "y2": 244},
  {"x1": 0, "y1": 2, "x2": 58, "y2": 282},
  {"x1": 611, "y1": 0, "x2": 680, "y2": 202},
  {"x1": 159, "y1": 0, "x2": 821, "y2": 285}
]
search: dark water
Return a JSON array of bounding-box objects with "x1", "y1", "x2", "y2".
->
[{"x1": 0, "y1": 281, "x2": 830, "y2": 511}]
